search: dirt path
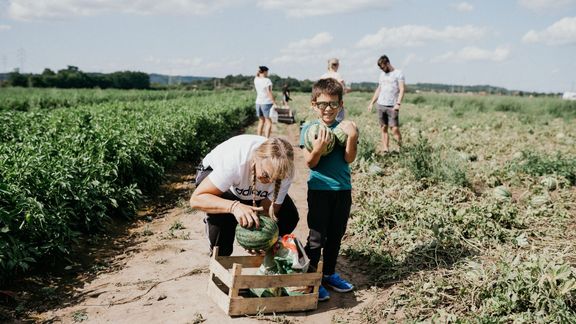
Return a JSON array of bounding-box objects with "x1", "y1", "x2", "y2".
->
[{"x1": 35, "y1": 121, "x2": 376, "y2": 324}]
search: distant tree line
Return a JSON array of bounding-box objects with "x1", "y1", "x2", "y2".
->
[
  {"x1": 181, "y1": 75, "x2": 556, "y2": 96},
  {"x1": 185, "y1": 74, "x2": 316, "y2": 92},
  {"x1": 6, "y1": 66, "x2": 150, "y2": 89}
]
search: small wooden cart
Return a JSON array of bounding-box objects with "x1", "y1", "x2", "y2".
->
[
  {"x1": 274, "y1": 107, "x2": 296, "y2": 124},
  {"x1": 207, "y1": 247, "x2": 322, "y2": 316}
]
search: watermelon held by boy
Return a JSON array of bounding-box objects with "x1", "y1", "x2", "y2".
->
[
  {"x1": 333, "y1": 125, "x2": 348, "y2": 146},
  {"x1": 304, "y1": 123, "x2": 335, "y2": 156},
  {"x1": 236, "y1": 215, "x2": 279, "y2": 251}
]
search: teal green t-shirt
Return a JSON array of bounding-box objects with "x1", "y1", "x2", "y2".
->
[{"x1": 299, "y1": 120, "x2": 351, "y2": 191}]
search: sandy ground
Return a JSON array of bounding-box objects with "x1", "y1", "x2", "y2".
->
[{"x1": 31, "y1": 122, "x2": 377, "y2": 324}]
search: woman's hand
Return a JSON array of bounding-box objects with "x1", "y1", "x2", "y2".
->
[{"x1": 231, "y1": 202, "x2": 263, "y2": 228}]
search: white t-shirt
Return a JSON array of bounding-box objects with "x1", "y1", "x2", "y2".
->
[
  {"x1": 320, "y1": 71, "x2": 345, "y2": 85},
  {"x1": 254, "y1": 77, "x2": 273, "y2": 105},
  {"x1": 377, "y1": 69, "x2": 405, "y2": 106},
  {"x1": 202, "y1": 135, "x2": 292, "y2": 204}
]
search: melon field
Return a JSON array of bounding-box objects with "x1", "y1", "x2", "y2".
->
[{"x1": 1, "y1": 88, "x2": 575, "y2": 322}]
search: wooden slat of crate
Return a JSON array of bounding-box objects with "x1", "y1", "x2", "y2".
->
[
  {"x1": 274, "y1": 108, "x2": 292, "y2": 116},
  {"x1": 234, "y1": 272, "x2": 321, "y2": 289},
  {"x1": 216, "y1": 255, "x2": 264, "y2": 269},
  {"x1": 228, "y1": 294, "x2": 318, "y2": 316}
]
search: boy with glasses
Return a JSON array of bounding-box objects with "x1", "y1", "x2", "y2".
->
[
  {"x1": 367, "y1": 55, "x2": 405, "y2": 154},
  {"x1": 299, "y1": 78, "x2": 359, "y2": 301}
]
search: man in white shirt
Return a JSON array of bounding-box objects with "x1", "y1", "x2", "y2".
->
[{"x1": 367, "y1": 55, "x2": 405, "y2": 154}]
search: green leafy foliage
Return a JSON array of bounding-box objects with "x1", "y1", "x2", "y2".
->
[{"x1": 0, "y1": 90, "x2": 254, "y2": 282}]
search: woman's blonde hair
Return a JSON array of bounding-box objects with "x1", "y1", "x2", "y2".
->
[
  {"x1": 250, "y1": 137, "x2": 294, "y2": 220},
  {"x1": 327, "y1": 58, "x2": 339, "y2": 71}
]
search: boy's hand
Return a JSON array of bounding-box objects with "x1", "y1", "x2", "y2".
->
[
  {"x1": 339, "y1": 120, "x2": 358, "y2": 139},
  {"x1": 312, "y1": 127, "x2": 331, "y2": 154}
]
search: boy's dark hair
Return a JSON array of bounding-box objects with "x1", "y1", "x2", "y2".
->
[
  {"x1": 377, "y1": 55, "x2": 390, "y2": 69},
  {"x1": 311, "y1": 78, "x2": 343, "y2": 102},
  {"x1": 258, "y1": 66, "x2": 269, "y2": 73}
]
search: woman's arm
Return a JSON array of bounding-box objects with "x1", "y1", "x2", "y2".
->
[
  {"x1": 189, "y1": 177, "x2": 262, "y2": 227},
  {"x1": 267, "y1": 86, "x2": 276, "y2": 106}
]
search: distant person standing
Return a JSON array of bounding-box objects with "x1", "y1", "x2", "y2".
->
[
  {"x1": 254, "y1": 66, "x2": 277, "y2": 138},
  {"x1": 281, "y1": 84, "x2": 292, "y2": 108},
  {"x1": 367, "y1": 55, "x2": 405, "y2": 153},
  {"x1": 320, "y1": 58, "x2": 350, "y2": 122}
]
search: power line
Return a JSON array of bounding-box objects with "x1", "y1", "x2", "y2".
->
[{"x1": 17, "y1": 47, "x2": 26, "y2": 72}]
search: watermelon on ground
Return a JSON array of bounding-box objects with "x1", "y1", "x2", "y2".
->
[
  {"x1": 493, "y1": 186, "x2": 512, "y2": 200},
  {"x1": 540, "y1": 177, "x2": 558, "y2": 191}
]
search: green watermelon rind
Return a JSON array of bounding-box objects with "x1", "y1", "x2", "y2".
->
[
  {"x1": 493, "y1": 186, "x2": 512, "y2": 200},
  {"x1": 333, "y1": 126, "x2": 348, "y2": 146},
  {"x1": 540, "y1": 177, "x2": 558, "y2": 191},
  {"x1": 235, "y1": 216, "x2": 279, "y2": 251}
]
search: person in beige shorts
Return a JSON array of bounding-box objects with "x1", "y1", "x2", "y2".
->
[{"x1": 367, "y1": 55, "x2": 405, "y2": 153}]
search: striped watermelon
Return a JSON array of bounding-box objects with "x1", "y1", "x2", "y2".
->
[
  {"x1": 304, "y1": 123, "x2": 335, "y2": 156},
  {"x1": 530, "y1": 194, "x2": 550, "y2": 208},
  {"x1": 493, "y1": 186, "x2": 512, "y2": 200},
  {"x1": 540, "y1": 177, "x2": 558, "y2": 191},
  {"x1": 236, "y1": 215, "x2": 279, "y2": 251},
  {"x1": 333, "y1": 125, "x2": 348, "y2": 146}
]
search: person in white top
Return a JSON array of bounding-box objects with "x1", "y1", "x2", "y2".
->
[
  {"x1": 189, "y1": 135, "x2": 298, "y2": 256},
  {"x1": 320, "y1": 58, "x2": 351, "y2": 122},
  {"x1": 367, "y1": 55, "x2": 406, "y2": 153},
  {"x1": 254, "y1": 66, "x2": 277, "y2": 138}
]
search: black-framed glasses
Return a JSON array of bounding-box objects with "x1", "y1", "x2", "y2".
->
[{"x1": 314, "y1": 101, "x2": 340, "y2": 110}]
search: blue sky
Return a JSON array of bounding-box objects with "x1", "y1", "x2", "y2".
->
[{"x1": 0, "y1": 0, "x2": 575, "y2": 93}]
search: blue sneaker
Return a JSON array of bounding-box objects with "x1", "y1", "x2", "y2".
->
[
  {"x1": 318, "y1": 285, "x2": 330, "y2": 301},
  {"x1": 323, "y1": 273, "x2": 354, "y2": 293}
]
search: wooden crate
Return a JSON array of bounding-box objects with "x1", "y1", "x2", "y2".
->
[
  {"x1": 274, "y1": 107, "x2": 296, "y2": 124},
  {"x1": 207, "y1": 247, "x2": 322, "y2": 316}
]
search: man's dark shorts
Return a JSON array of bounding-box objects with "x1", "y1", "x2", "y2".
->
[{"x1": 377, "y1": 104, "x2": 399, "y2": 127}]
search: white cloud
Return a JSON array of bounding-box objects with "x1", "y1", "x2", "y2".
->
[
  {"x1": 288, "y1": 32, "x2": 333, "y2": 49},
  {"x1": 356, "y1": 25, "x2": 487, "y2": 48},
  {"x1": 518, "y1": 0, "x2": 576, "y2": 11},
  {"x1": 7, "y1": 0, "x2": 243, "y2": 20},
  {"x1": 256, "y1": 0, "x2": 394, "y2": 17},
  {"x1": 273, "y1": 32, "x2": 336, "y2": 63},
  {"x1": 451, "y1": 2, "x2": 474, "y2": 12},
  {"x1": 522, "y1": 16, "x2": 576, "y2": 45},
  {"x1": 433, "y1": 46, "x2": 511, "y2": 62},
  {"x1": 0, "y1": 25, "x2": 12, "y2": 31},
  {"x1": 271, "y1": 32, "x2": 352, "y2": 81}
]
